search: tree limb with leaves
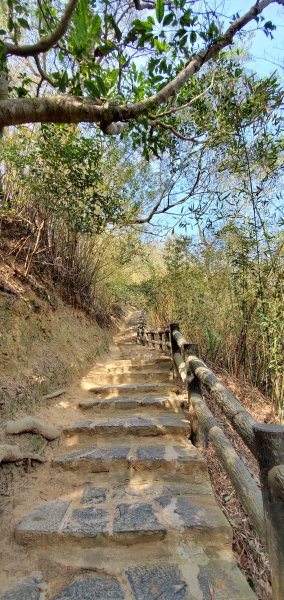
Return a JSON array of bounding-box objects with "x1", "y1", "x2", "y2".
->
[{"x1": 0, "y1": 0, "x2": 282, "y2": 133}]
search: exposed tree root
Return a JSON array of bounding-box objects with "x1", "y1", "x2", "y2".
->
[
  {"x1": 6, "y1": 417, "x2": 61, "y2": 440},
  {"x1": 0, "y1": 444, "x2": 47, "y2": 463},
  {"x1": 43, "y1": 388, "x2": 67, "y2": 400}
]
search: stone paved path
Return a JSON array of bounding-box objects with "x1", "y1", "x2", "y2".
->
[{"x1": 1, "y1": 311, "x2": 256, "y2": 599}]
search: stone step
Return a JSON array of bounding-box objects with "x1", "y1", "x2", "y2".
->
[
  {"x1": 87, "y1": 382, "x2": 177, "y2": 398},
  {"x1": 89, "y1": 370, "x2": 171, "y2": 385},
  {"x1": 52, "y1": 442, "x2": 207, "y2": 479},
  {"x1": 0, "y1": 558, "x2": 256, "y2": 599},
  {"x1": 78, "y1": 395, "x2": 183, "y2": 412},
  {"x1": 16, "y1": 481, "x2": 232, "y2": 550},
  {"x1": 96, "y1": 357, "x2": 171, "y2": 368},
  {"x1": 63, "y1": 414, "x2": 190, "y2": 441},
  {"x1": 94, "y1": 362, "x2": 171, "y2": 374},
  {"x1": 117, "y1": 347, "x2": 163, "y2": 357}
]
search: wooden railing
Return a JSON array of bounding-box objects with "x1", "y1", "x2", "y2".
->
[{"x1": 137, "y1": 315, "x2": 284, "y2": 600}]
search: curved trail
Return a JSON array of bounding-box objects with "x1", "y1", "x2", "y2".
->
[{"x1": 0, "y1": 310, "x2": 255, "y2": 599}]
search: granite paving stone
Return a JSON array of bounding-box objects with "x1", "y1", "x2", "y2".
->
[
  {"x1": 0, "y1": 573, "x2": 45, "y2": 600},
  {"x1": 17, "y1": 500, "x2": 70, "y2": 534},
  {"x1": 80, "y1": 486, "x2": 107, "y2": 505},
  {"x1": 90, "y1": 383, "x2": 173, "y2": 392},
  {"x1": 62, "y1": 507, "x2": 108, "y2": 535},
  {"x1": 174, "y1": 497, "x2": 231, "y2": 534},
  {"x1": 54, "y1": 448, "x2": 94, "y2": 461},
  {"x1": 127, "y1": 565, "x2": 189, "y2": 600},
  {"x1": 114, "y1": 503, "x2": 166, "y2": 535},
  {"x1": 53, "y1": 575, "x2": 125, "y2": 599},
  {"x1": 136, "y1": 445, "x2": 166, "y2": 460},
  {"x1": 64, "y1": 415, "x2": 190, "y2": 436},
  {"x1": 54, "y1": 446, "x2": 130, "y2": 465},
  {"x1": 198, "y1": 560, "x2": 256, "y2": 599}
]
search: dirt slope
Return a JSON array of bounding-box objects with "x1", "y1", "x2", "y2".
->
[{"x1": 0, "y1": 279, "x2": 118, "y2": 430}]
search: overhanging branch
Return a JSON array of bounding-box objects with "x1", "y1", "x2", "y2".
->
[
  {"x1": 0, "y1": 0, "x2": 283, "y2": 128},
  {"x1": 4, "y1": 0, "x2": 79, "y2": 57}
]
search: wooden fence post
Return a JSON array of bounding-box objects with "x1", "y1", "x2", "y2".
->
[
  {"x1": 169, "y1": 323, "x2": 180, "y2": 378},
  {"x1": 187, "y1": 374, "x2": 206, "y2": 448},
  {"x1": 253, "y1": 424, "x2": 284, "y2": 600}
]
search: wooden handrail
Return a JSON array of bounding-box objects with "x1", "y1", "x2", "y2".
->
[{"x1": 137, "y1": 316, "x2": 284, "y2": 600}]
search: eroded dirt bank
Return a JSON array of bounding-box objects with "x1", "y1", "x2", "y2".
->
[{"x1": 0, "y1": 290, "x2": 118, "y2": 424}]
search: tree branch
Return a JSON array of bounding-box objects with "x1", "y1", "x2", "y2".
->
[
  {"x1": 34, "y1": 56, "x2": 56, "y2": 87},
  {"x1": 0, "y1": 0, "x2": 282, "y2": 127},
  {"x1": 151, "y1": 119, "x2": 205, "y2": 142},
  {"x1": 133, "y1": 0, "x2": 155, "y2": 9},
  {"x1": 4, "y1": 0, "x2": 79, "y2": 57},
  {"x1": 132, "y1": 152, "x2": 203, "y2": 224}
]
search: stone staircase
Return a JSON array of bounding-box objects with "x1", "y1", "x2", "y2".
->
[{"x1": 1, "y1": 311, "x2": 256, "y2": 599}]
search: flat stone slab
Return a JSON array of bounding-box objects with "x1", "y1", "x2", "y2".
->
[
  {"x1": 0, "y1": 560, "x2": 255, "y2": 600},
  {"x1": 53, "y1": 575, "x2": 125, "y2": 599},
  {"x1": 52, "y1": 446, "x2": 131, "y2": 471},
  {"x1": 100, "y1": 358, "x2": 171, "y2": 370},
  {"x1": 16, "y1": 499, "x2": 70, "y2": 535},
  {"x1": 62, "y1": 507, "x2": 109, "y2": 536},
  {"x1": 127, "y1": 564, "x2": 188, "y2": 600},
  {"x1": 111, "y1": 482, "x2": 212, "y2": 501},
  {"x1": 16, "y1": 483, "x2": 230, "y2": 547},
  {"x1": 52, "y1": 443, "x2": 207, "y2": 480},
  {"x1": 80, "y1": 486, "x2": 107, "y2": 504},
  {"x1": 95, "y1": 363, "x2": 171, "y2": 373},
  {"x1": 198, "y1": 559, "x2": 256, "y2": 599},
  {"x1": 78, "y1": 395, "x2": 180, "y2": 411},
  {"x1": 64, "y1": 415, "x2": 190, "y2": 438},
  {"x1": 88, "y1": 382, "x2": 176, "y2": 397},
  {"x1": 90, "y1": 371, "x2": 171, "y2": 385},
  {"x1": 0, "y1": 573, "x2": 46, "y2": 600},
  {"x1": 113, "y1": 503, "x2": 167, "y2": 537}
]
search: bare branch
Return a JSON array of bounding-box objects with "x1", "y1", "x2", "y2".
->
[
  {"x1": 131, "y1": 151, "x2": 204, "y2": 225},
  {"x1": 4, "y1": 0, "x2": 79, "y2": 57},
  {"x1": 34, "y1": 56, "x2": 56, "y2": 87},
  {"x1": 151, "y1": 119, "x2": 205, "y2": 142}
]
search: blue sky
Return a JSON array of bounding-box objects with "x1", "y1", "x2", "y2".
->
[
  {"x1": 155, "y1": 2, "x2": 284, "y2": 234},
  {"x1": 226, "y1": 0, "x2": 283, "y2": 79}
]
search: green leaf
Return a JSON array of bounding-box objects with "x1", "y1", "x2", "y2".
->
[
  {"x1": 8, "y1": 16, "x2": 14, "y2": 32},
  {"x1": 154, "y1": 38, "x2": 169, "y2": 53},
  {"x1": 109, "y1": 15, "x2": 122, "y2": 41},
  {"x1": 96, "y1": 75, "x2": 107, "y2": 96},
  {"x1": 163, "y1": 13, "x2": 174, "y2": 26},
  {"x1": 180, "y1": 9, "x2": 192, "y2": 27},
  {"x1": 156, "y1": 0, "x2": 164, "y2": 24},
  {"x1": 85, "y1": 79, "x2": 100, "y2": 97},
  {"x1": 90, "y1": 14, "x2": 102, "y2": 39},
  {"x1": 132, "y1": 19, "x2": 153, "y2": 31},
  {"x1": 17, "y1": 17, "x2": 30, "y2": 29}
]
